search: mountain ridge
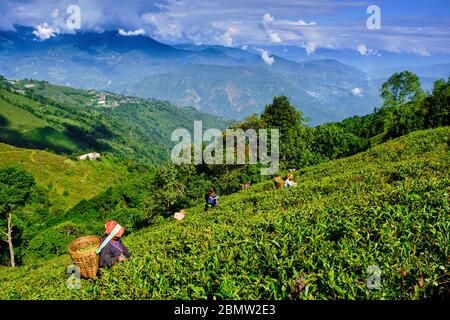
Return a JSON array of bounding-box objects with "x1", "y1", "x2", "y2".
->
[{"x1": 0, "y1": 26, "x2": 383, "y2": 125}]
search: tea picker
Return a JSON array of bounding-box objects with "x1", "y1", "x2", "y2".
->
[
  {"x1": 67, "y1": 220, "x2": 130, "y2": 278},
  {"x1": 97, "y1": 220, "x2": 131, "y2": 268}
]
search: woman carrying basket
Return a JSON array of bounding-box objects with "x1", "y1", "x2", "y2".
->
[{"x1": 99, "y1": 220, "x2": 131, "y2": 268}]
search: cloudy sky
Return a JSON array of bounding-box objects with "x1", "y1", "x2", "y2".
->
[{"x1": 1, "y1": 0, "x2": 449, "y2": 56}]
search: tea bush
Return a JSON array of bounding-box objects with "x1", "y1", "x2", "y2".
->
[{"x1": 0, "y1": 127, "x2": 448, "y2": 299}]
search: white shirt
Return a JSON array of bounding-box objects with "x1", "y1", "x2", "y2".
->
[{"x1": 284, "y1": 179, "x2": 297, "y2": 187}]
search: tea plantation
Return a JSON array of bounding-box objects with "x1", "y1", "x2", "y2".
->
[{"x1": 0, "y1": 127, "x2": 448, "y2": 299}]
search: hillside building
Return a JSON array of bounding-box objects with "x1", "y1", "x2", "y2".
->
[{"x1": 78, "y1": 152, "x2": 101, "y2": 161}]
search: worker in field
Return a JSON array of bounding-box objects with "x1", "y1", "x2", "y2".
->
[
  {"x1": 98, "y1": 220, "x2": 131, "y2": 268},
  {"x1": 284, "y1": 172, "x2": 297, "y2": 188},
  {"x1": 204, "y1": 187, "x2": 219, "y2": 212},
  {"x1": 240, "y1": 181, "x2": 251, "y2": 190}
]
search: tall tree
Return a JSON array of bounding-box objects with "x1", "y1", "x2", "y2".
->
[
  {"x1": 423, "y1": 78, "x2": 450, "y2": 128},
  {"x1": 0, "y1": 167, "x2": 35, "y2": 267},
  {"x1": 381, "y1": 71, "x2": 425, "y2": 108},
  {"x1": 380, "y1": 71, "x2": 426, "y2": 137},
  {"x1": 261, "y1": 96, "x2": 309, "y2": 168}
]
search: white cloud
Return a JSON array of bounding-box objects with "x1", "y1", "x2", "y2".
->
[
  {"x1": 357, "y1": 44, "x2": 370, "y2": 55},
  {"x1": 351, "y1": 87, "x2": 363, "y2": 96},
  {"x1": 51, "y1": 9, "x2": 59, "y2": 19},
  {"x1": 274, "y1": 19, "x2": 316, "y2": 27},
  {"x1": 33, "y1": 22, "x2": 59, "y2": 40},
  {"x1": 3, "y1": 0, "x2": 447, "y2": 56},
  {"x1": 263, "y1": 13, "x2": 315, "y2": 27},
  {"x1": 262, "y1": 13, "x2": 282, "y2": 43},
  {"x1": 357, "y1": 44, "x2": 379, "y2": 56},
  {"x1": 269, "y1": 32, "x2": 282, "y2": 43},
  {"x1": 256, "y1": 48, "x2": 275, "y2": 66},
  {"x1": 411, "y1": 48, "x2": 431, "y2": 56},
  {"x1": 262, "y1": 13, "x2": 274, "y2": 25},
  {"x1": 218, "y1": 27, "x2": 238, "y2": 47},
  {"x1": 305, "y1": 42, "x2": 317, "y2": 55},
  {"x1": 306, "y1": 90, "x2": 320, "y2": 98},
  {"x1": 118, "y1": 28, "x2": 146, "y2": 36},
  {"x1": 261, "y1": 13, "x2": 316, "y2": 45},
  {"x1": 283, "y1": 20, "x2": 316, "y2": 26},
  {"x1": 222, "y1": 32, "x2": 233, "y2": 46}
]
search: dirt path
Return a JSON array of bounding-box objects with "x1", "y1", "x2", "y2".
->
[{"x1": 29, "y1": 150, "x2": 37, "y2": 163}]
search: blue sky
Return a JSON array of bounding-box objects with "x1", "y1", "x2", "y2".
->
[{"x1": 1, "y1": 0, "x2": 449, "y2": 55}]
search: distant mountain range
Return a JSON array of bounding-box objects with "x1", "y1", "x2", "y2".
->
[
  {"x1": 258, "y1": 46, "x2": 450, "y2": 72},
  {"x1": 1, "y1": 26, "x2": 448, "y2": 125}
]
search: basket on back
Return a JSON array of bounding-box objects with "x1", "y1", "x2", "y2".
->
[
  {"x1": 68, "y1": 235, "x2": 101, "y2": 279},
  {"x1": 273, "y1": 176, "x2": 284, "y2": 189}
]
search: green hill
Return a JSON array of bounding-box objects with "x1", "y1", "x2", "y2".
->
[
  {"x1": 0, "y1": 77, "x2": 232, "y2": 165},
  {"x1": 0, "y1": 89, "x2": 83, "y2": 153},
  {"x1": 0, "y1": 127, "x2": 448, "y2": 299},
  {"x1": 0, "y1": 142, "x2": 129, "y2": 211}
]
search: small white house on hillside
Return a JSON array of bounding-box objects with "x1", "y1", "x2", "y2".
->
[
  {"x1": 78, "y1": 152, "x2": 100, "y2": 161},
  {"x1": 98, "y1": 94, "x2": 106, "y2": 105}
]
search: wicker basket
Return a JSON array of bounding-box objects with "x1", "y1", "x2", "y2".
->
[
  {"x1": 68, "y1": 236, "x2": 101, "y2": 279},
  {"x1": 276, "y1": 181, "x2": 285, "y2": 189},
  {"x1": 274, "y1": 176, "x2": 284, "y2": 189}
]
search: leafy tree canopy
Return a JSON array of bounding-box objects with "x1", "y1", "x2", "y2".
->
[
  {"x1": 0, "y1": 167, "x2": 35, "y2": 212},
  {"x1": 381, "y1": 71, "x2": 425, "y2": 108}
]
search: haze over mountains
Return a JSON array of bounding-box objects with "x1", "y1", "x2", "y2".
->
[{"x1": 1, "y1": 26, "x2": 448, "y2": 125}]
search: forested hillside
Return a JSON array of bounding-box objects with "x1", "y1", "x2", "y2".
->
[{"x1": 0, "y1": 76, "x2": 232, "y2": 165}]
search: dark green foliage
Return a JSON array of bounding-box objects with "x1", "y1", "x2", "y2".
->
[
  {"x1": 0, "y1": 167, "x2": 35, "y2": 211},
  {"x1": 423, "y1": 78, "x2": 450, "y2": 128},
  {"x1": 381, "y1": 71, "x2": 425, "y2": 108},
  {"x1": 378, "y1": 71, "x2": 426, "y2": 139},
  {"x1": 0, "y1": 167, "x2": 36, "y2": 265},
  {"x1": 310, "y1": 124, "x2": 369, "y2": 160},
  {"x1": 261, "y1": 96, "x2": 310, "y2": 168},
  {"x1": 314, "y1": 73, "x2": 448, "y2": 149},
  {"x1": 21, "y1": 168, "x2": 155, "y2": 262},
  {"x1": 151, "y1": 164, "x2": 211, "y2": 215},
  {"x1": 26, "y1": 221, "x2": 92, "y2": 262}
]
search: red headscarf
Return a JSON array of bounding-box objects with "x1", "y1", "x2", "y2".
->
[{"x1": 104, "y1": 220, "x2": 125, "y2": 238}]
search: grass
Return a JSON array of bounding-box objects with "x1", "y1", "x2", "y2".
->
[
  {"x1": 0, "y1": 96, "x2": 47, "y2": 131},
  {"x1": 0, "y1": 142, "x2": 129, "y2": 211},
  {"x1": 0, "y1": 127, "x2": 448, "y2": 300},
  {"x1": 0, "y1": 89, "x2": 84, "y2": 153}
]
